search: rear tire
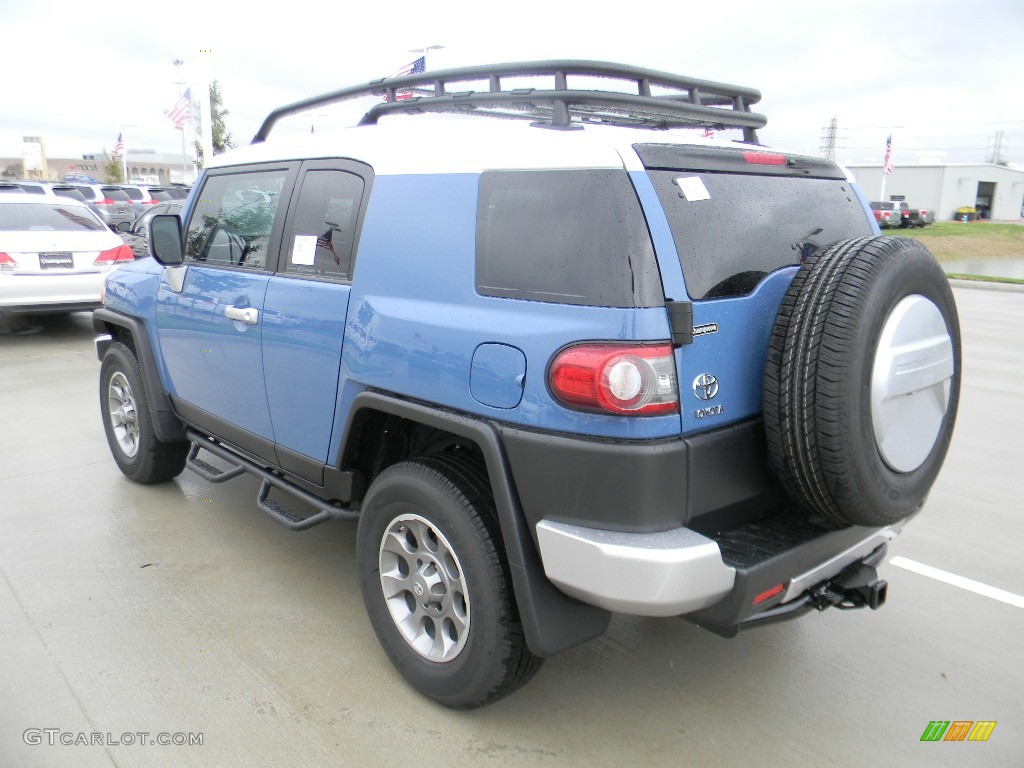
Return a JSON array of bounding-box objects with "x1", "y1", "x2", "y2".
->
[
  {"x1": 763, "y1": 236, "x2": 961, "y2": 527},
  {"x1": 100, "y1": 341, "x2": 188, "y2": 484},
  {"x1": 357, "y1": 454, "x2": 542, "y2": 708}
]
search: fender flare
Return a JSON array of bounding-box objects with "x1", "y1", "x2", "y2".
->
[
  {"x1": 92, "y1": 308, "x2": 187, "y2": 443},
  {"x1": 340, "y1": 391, "x2": 611, "y2": 656}
]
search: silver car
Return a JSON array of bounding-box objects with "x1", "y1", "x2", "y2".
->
[
  {"x1": 66, "y1": 184, "x2": 136, "y2": 230},
  {"x1": 0, "y1": 193, "x2": 134, "y2": 316}
]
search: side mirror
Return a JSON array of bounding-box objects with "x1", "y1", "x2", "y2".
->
[{"x1": 149, "y1": 214, "x2": 184, "y2": 266}]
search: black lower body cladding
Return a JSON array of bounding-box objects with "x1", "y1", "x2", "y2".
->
[{"x1": 763, "y1": 236, "x2": 961, "y2": 527}]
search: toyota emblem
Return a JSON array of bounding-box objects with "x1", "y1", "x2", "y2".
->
[{"x1": 692, "y1": 373, "x2": 719, "y2": 401}]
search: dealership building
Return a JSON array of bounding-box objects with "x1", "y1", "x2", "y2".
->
[
  {"x1": 845, "y1": 162, "x2": 1024, "y2": 221},
  {"x1": 2, "y1": 137, "x2": 196, "y2": 185}
]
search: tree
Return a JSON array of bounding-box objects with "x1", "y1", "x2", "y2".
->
[
  {"x1": 105, "y1": 157, "x2": 124, "y2": 183},
  {"x1": 193, "y1": 80, "x2": 235, "y2": 169}
]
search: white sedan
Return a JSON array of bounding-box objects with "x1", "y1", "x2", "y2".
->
[{"x1": 0, "y1": 192, "x2": 134, "y2": 316}]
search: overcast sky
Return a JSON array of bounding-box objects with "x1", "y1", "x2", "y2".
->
[{"x1": 3, "y1": 0, "x2": 1022, "y2": 169}]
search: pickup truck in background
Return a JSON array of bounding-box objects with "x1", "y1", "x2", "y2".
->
[{"x1": 871, "y1": 201, "x2": 932, "y2": 228}]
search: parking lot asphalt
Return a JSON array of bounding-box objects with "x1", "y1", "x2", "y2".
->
[{"x1": 1, "y1": 287, "x2": 1021, "y2": 767}]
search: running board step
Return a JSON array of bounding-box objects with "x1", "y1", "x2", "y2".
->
[
  {"x1": 185, "y1": 432, "x2": 359, "y2": 531},
  {"x1": 186, "y1": 444, "x2": 246, "y2": 483},
  {"x1": 257, "y1": 480, "x2": 336, "y2": 531}
]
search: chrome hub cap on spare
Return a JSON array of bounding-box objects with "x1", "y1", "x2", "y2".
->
[
  {"x1": 107, "y1": 371, "x2": 140, "y2": 458},
  {"x1": 871, "y1": 294, "x2": 955, "y2": 473},
  {"x1": 378, "y1": 514, "x2": 470, "y2": 662}
]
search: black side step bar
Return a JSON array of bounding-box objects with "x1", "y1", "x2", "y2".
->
[{"x1": 185, "y1": 431, "x2": 359, "y2": 531}]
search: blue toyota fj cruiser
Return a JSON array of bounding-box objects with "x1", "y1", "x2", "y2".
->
[{"x1": 94, "y1": 61, "x2": 961, "y2": 708}]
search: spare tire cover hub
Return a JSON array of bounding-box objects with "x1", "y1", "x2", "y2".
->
[{"x1": 871, "y1": 294, "x2": 955, "y2": 473}]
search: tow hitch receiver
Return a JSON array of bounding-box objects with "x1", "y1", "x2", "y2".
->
[{"x1": 810, "y1": 563, "x2": 888, "y2": 611}]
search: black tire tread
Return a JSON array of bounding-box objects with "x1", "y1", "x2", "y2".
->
[
  {"x1": 359, "y1": 455, "x2": 542, "y2": 709},
  {"x1": 764, "y1": 236, "x2": 959, "y2": 526},
  {"x1": 100, "y1": 341, "x2": 188, "y2": 484}
]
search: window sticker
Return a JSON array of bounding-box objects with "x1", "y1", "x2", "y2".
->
[
  {"x1": 674, "y1": 176, "x2": 711, "y2": 202},
  {"x1": 292, "y1": 234, "x2": 316, "y2": 266}
]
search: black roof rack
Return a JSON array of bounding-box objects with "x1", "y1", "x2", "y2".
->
[{"x1": 252, "y1": 60, "x2": 766, "y2": 144}]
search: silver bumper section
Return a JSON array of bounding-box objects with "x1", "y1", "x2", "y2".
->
[
  {"x1": 535, "y1": 521, "x2": 736, "y2": 617},
  {"x1": 781, "y1": 524, "x2": 901, "y2": 603},
  {"x1": 536, "y1": 520, "x2": 903, "y2": 619}
]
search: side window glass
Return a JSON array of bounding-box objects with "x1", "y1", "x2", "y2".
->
[
  {"x1": 184, "y1": 170, "x2": 288, "y2": 269},
  {"x1": 283, "y1": 170, "x2": 363, "y2": 281}
]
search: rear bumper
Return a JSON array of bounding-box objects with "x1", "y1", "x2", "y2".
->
[
  {"x1": 535, "y1": 517, "x2": 901, "y2": 620},
  {"x1": 536, "y1": 520, "x2": 735, "y2": 616},
  {"x1": 0, "y1": 272, "x2": 105, "y2": 311}
]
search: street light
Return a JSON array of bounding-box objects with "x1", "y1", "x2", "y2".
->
[
  {"x1": 411, "y1": 45, "x2": 445, "y2": 67},
  {"x1": 172, "y1": 58, "x2": 189, "y2": 182}
]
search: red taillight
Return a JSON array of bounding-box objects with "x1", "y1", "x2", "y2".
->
[
  {"x1": 94, "y1": 244, "x2": 134, "y2": 265},
  {"x1": 142, "y1": 199, "x2": 159, "y2": 205},
  {"x1": 548, "y1": 343, "x2": 679, "y2": 416},
  {"x1": 753, "y1": 583, "x2": 785, "y2": 606},
  {"x1": 96, "y1": 198, "x2": 116, "y2": 206},
  {"x1": 0, "y1": 252, "x2": 17, "y2": 268},
  {"x1": 743, "y1": 151, "x2": 786, "y2": 166}
]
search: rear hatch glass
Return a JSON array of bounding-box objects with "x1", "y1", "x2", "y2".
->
[{"x1": 636, "y1": 145, "x2": 873, "y2": 300}]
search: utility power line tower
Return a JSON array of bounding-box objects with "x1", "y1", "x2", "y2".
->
[
  {"x1": 987, "y1": 130, "x2": 1005, "y2": 164},
  {"x1": 820, "y1": 116, "x2": 838, "y2": 161}
]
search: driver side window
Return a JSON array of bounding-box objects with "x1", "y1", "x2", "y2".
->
[{"x1": 185, "y1": 170, "x2": 288, "y2": 269}]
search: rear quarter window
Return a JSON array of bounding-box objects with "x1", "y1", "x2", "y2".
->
[{"x1": 476, "y1": 169, "x2": 663, "y2": 308}]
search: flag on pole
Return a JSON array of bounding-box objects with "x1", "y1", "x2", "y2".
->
[
  {"x1": 883, "y1": 134, "x2": 895, "y2": 176},
  {"x1": 112, "y1": 132, "x2": 124, "y2": 156},
  {"x1": 702, "y1": 127, "x2": 716, "y2": 139},
  {"x1": 387, "y1": 56, "x2": 426, "y2": 101},
  {"x1": 165, "y1": 88, "x2": 193, "y2": 130},
  {"x1": 389, "y1": 56, "x2": 426, "y2": 79}
]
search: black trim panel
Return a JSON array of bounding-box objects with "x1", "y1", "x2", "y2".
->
[
  {"x1": 92, "y1": 308, "x2": 186, "y2": 442},
  {"x1": 500, "y1": 418, "x2": 785, "y2": 536},
  {"x1": 340, "y1": 391, "x2": 611, "y2": 656}
]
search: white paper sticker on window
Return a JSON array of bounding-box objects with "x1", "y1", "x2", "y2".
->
[
  {"x1": 674, "y1": 176, "x2": 711, "y2": 202},
  {"x1": 292, "y1": 235, "x2": 316, "y2": 266}
]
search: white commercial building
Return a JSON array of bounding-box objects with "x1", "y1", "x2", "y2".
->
[{"x1": 844, "y1": 163, "x2": 1024, "y2": 222}]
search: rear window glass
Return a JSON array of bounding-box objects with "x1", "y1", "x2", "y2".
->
[
  {"x1": 101, "y1": 187, "x2": 131, "y2": 201},
  {"x1": 20, "y1": 185, "x2": 45, "y2": 195},
  {"x1": 647, "y1": 171, "x2": 874, "y2": 299},
  {"x1": 70, "y1": 186, "x2": 98, "y2": 200},
  {"x1": 476, "y1": 169, "x2": 662, "y2": 308},
  {"x1": 52, "y1": 187, "x2": 88, "y2": 202},
  {"x1": 0, "y1": 203, "x2": 105, "y2": 232},
  {"x1": 121, "y1": 187, "x2": 143, "y2": 201}
]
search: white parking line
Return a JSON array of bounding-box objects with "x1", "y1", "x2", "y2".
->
[{"x1": 889, "y1": 556, "x2": 1024, "y2": 609}]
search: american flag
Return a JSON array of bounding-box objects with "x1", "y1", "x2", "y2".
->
[
  {"x1": 702, "y1": 127, "x2": 716, "y2": 139},
  {"x1": 165, "y1": 88, "x2": 193, "y2": 130},
  {"x1": 389, "y1": 55, "x2": 426, "y2": 79},
  {"x1": 112, "y1": 132, "x2": 124, "y2": 156},
  {"x1": 883, "y1": 134, "x2": 895, "y2": 176},
  {"x1": 388, "y1": 56, "x2": 426, "y2": 101},
  {"x1": 316, "y1": 228, "x2": 341, "y2": 267}
]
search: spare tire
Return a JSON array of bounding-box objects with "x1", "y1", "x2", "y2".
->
[{"x1": 763, "y1": 236, "x2": 960, "y2": 527}]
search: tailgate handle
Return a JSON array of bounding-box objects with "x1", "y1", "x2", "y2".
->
[{"x1": 666, "y1": 300, "x2": 694, "y2": 347}]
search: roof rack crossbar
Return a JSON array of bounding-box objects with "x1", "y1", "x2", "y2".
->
[{"x1": 251, "y1": 60, "x2": 765, "y2": 143}]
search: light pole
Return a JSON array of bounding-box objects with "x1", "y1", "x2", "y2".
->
[
  {"x1": 411, "y1": 45, "x2": 445, "y2": 68},
  {"x1": 172, "y1": 58, "x2": 189, "y2": 182}
]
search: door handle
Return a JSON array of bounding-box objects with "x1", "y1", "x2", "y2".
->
[{"x1": 225, "y1": 305, "x2": 259, "y2": 325}]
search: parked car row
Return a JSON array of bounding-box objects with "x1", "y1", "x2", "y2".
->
[
  {"x1": 0, "y1": 180, "x2": 190, "y2": 229},
  {"x1": 870, "y1": 200, "x2": 933, "y2": 228}
]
